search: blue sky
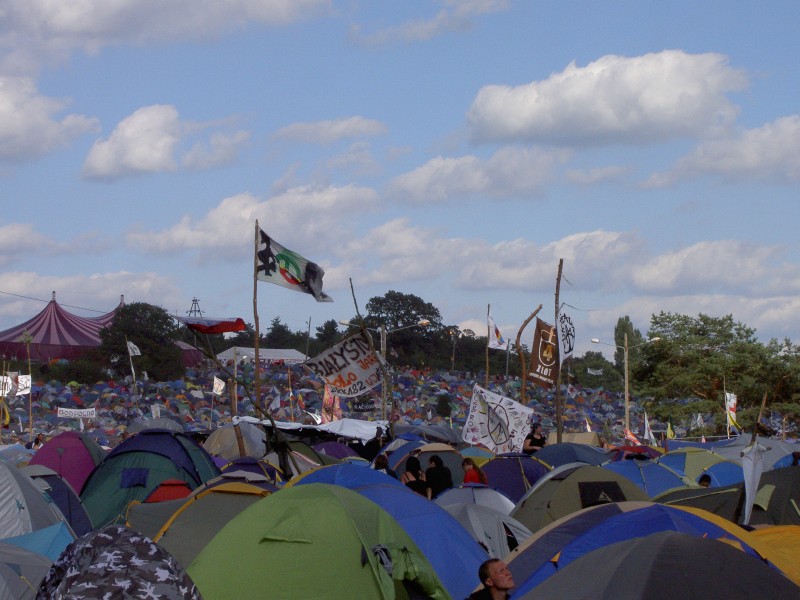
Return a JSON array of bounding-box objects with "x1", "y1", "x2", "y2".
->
[{"x1": 2, "y1": 1, "x2": 800, "y2": 359}]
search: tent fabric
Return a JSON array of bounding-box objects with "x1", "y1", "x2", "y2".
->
[
  {"x1": 656, "y1": 447, "x2": 744, "y2": 486},
  {"x1": 0, "y1": 461, "x2": 68, "y2": 540},
  {"x1": 21, "y1": 465, "x2": 93, "y2": 537},
  {"x1": 664, "y1": 435, "x2": 797, "y2": 470},
  {"x1": 0, "y1": 541, "x2": 52, "y2": 600},
  {"x1": 601, "y1": 459, "x2": 696, "y2": 497},
  {"x1": 532, "y1": 443, "x2": 611, "y2": 469},
  {"x1": 434, "y1": 484, "x2": 516, "y2": 515},
  {"x1": 356, "y1": 483, "x2": 490, "y2": 600},
  {"x1": 144, "y1": 479, "x2": 193, "y2": 502},
  {"x1": 36, "y1": 525, "x2": 201, "y2": 600},
  {"x1": 3, "y1": 522, "x2": 75, "y2": 562},
  {"x1": 80, "y1": 430, "x2": 220, "y2": 528},
  {"x1": 516, "y1": 530, "x2": 800, "y2": 600},
  {"x1": 746, "y1": 525, "x2": 800, "y2": 585},
  {"x1": 128, "y1": 417, "x2": 186, "y2": 434},
  {"x1": 480, "y1": 453, "x2": 549, "y2": 503},
  {"x1": 188, "y1": 483, "x2": 450, "y2": 600},
  {"x1": 511, "y1": 465, "x2": 649, "y2": 533},
  {"x1": 219, "y1": 456, "x2": 283, "y2": 484},
  {"x1": 27, "y1": 431, "x2": 106, "y2": 495},
  {"x1": 441, "y1": 502, "x2": 532, "y2": 558},
  {"x1": 203, "y1": 422, "x2": 267, "y2": 459},
  {"x1": 286, "y1": 461, "x2": 405, "y2": 490},
  {"x1": 512, "y1": 503, "x2": 764, "y2": 596},
  {"x1": 216, "y1": 346, "x2": 306, "y2": 363}
]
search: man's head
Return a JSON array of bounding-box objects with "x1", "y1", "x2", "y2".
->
[
  {"x1": 478, "y1": 559, "x2": 515, "y2": 594},
  {"x1": 698, "y1": 474, "x2": 711, "y2": 488}
]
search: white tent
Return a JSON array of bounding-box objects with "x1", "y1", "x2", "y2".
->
[{"x1": 216, "y1": 346, "x2": 306, "y2": 364}]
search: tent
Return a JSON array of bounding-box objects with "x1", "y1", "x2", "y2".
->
[
  {"x1": 0, "y1": 541, "x2": 52, "y2": 600},
  {"x1": 442, "y1": 502, "x2": 532, "y2": 558},
  {"x1": 511, "y1": 465, "x2": 649, "y2": 533},
  {"x1": 435, "y1": 483, "x2": 516, "y2": 515},
  {"x1": 202, "y1": 422, "x2": 266, "y2": 459},
  {"x1": 389, "y1": 442, "x2": 464, "y2": 486},
  {"x1": 20, "y1": 464, "x2": 93, "y2": 537},
  {"x1": 656, "y1": 447, "x2": 744, "y2": 486},
  {"x1": 480, "y1": 453, "x2": 549, "y2": 503},
  {"x1": 601, "y1": 459, "x2": 696, "y2": 497},
  {"x1": 356, "y1": 483, "x2": 490, "y2": 599},
  {"x1": 37, "y1": 525, "x2": 201, "y2": 599},
  {"x1": 80, "y1": 429, "x2": 220, "y2": 528},
  {"x1": 27, "y1": 431, "x2": 106, "y2": 495},
  {"x1": 0, "y1": 292, "x2": 124, "y2": 361},
  {"x1": 216, "y1": 346, "x2": 306, "y2": 364},
  {"x1": 0, "y1": 460, "x2": 70, "y2": 540},
  {"x1": 516, "y1": 531, "x2": 800, "y2": 600},
  {"x1": 532, "y1": 442, "x2": 611, "y2": 469},
  {"x1": 664, "y1": 435, "x2": 797, "y2": 470},
  {"x1": 286, "y1": 461, "x2": 405, "y2": 490},
  {"x1": 219, "y1": 456, "x2": 283, "y2": 484},
  {"x1": 188, "y1": 483, "x2": 450, "y2": 599}
]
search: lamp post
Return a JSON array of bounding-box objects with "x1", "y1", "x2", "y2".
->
[
  {"x1": 591, "y1": 334, "x2": 660, "y2": 432},
  {"x1": 339, "y1": 318, "x2": 430, "y2": 421}
]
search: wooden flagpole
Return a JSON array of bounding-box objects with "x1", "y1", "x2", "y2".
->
[
  {"x1": 554, "y1": 258, "x2": 563, "y2": 444},
  {"x1": 516, "y1": 305, "x2": 542, "y2": 405}
]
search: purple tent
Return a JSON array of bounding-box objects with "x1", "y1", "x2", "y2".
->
[
  {"x1": 482, "y1": 453, "x2": 550, "y2": 503},
  {"x1": 313, "y1": 441, "x2": 360, "y2": 459},
  {"x1": 28, "y1": 431, "x2": 107, "y2": 495}
]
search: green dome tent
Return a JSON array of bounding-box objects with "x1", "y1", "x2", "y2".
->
[{"x1": 188, "y1": 483, "x2": 450, "y2": 599}]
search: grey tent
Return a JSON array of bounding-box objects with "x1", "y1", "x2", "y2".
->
[
  {"x1": 0, "y1": 461, "x2": 69, "y2": 540},
  {"x1": 442, "y1": 502, "x2": 532, "y2": 558},
  {"x1": 0, "y1": 542, "x2": 52, "y2": 600}
]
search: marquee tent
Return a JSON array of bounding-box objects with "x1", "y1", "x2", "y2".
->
[{"x1": 216, "y1": 346, "x2": 306, "y2": 363}]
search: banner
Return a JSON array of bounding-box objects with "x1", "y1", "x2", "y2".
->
[
  {"x1": 304, "y1": 331, "x2": 384, "y2": 397},
  {"x1": 487, "y1": 314, "x2": 508, "y2": 351},
  {"x1": 256, "y1": 227, "x2": 333, "y2": 302},
  {"x1": 1, "y1": 374, "x2": 32, "y2": 397},
  {"x1": 624, "y1": 428, "x2": 642, "y2": 446},
  {"x1": 556, "y1": 309, "x2": 576, "y2": 365},
  {"x1": 529, "y1": 318, "x2": 558, "y2": 388},
  {"x1": 461, "y1": 384, "x2": 535, "y2": 453},
  {"x1": 321, "y1": 384, "x2": 343, "y2": 423},
  {"x1": 725, "y1": 392, "x2": 741, "y2": 429},
  {"x1": 57, "y1": 407, "x2": 96, "y2": 419},
  {"x1": 127, "y1": 341, "x2": 141, "y2": 357},
  {"x1": 213, "y1": 376, "x2": 226, "y2": 395}
]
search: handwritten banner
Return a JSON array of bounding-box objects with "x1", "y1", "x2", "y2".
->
[
  {"x1": 305, "y1": 331, "x2": 384, "y2": 397},
  {"x1": 57, "y1": 407, "x2": 96, "y2": 419}
]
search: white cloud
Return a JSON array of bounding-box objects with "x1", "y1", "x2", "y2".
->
[
  {"x1": 0, "y1": 224, "x2": 54, "y2": 266},
  {"x1": 182, "y1": 130, "x2": 250, "y2": 170},
  {"x1": 125, "y1": 184, "x2": 380, "y2": 259},
  {"x1": 0, "y1": 0, "x2": 332, "y2": 70},
  {"x1": 566, "y1": 165, "x2": 630, "y2": 185},
  {"x1": 0, "y1": 76, "x2": 98, "y2": 161},
  {"x1": 644, "y1": 115, "x2": 800, "y2": 187},
  {"x1": 388, "y1": 146, "x2": 569, "y2": 204},
  {"x1": 468, "y1": 50, "x2": 747, "y2": 145},
  {"x1": 272, "y1": 117, "x2": 387, "y2": 144},
  {"x1": 83, "y1": 105, "x2": 180, "y2": 179},
  {"x1": 350, "y1": 0, "x2": 509, "y2": 45}
]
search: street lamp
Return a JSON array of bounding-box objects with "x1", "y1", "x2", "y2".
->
[
  {"x1": 338, "y1": 318, "x2": 430, "y2": 420},
  {"x1": 591, "y1": 334, "x2": 661, "y2": 432}
]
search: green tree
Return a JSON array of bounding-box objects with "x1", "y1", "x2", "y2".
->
[
  {"x1": 614, "y1": 316, "x2": 645, "y2": 372},
  {"x1": 312, "y1": 319, "x2": 341, "y2": 356},
  {"x1": 99, "y1": 302, "x2": 184, "y2": 381},
  {"x1": 264, "y1": 317, "x2": 304, "y2": 349}
]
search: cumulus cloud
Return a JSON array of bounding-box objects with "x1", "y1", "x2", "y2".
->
[
  {"x1": 272, "y1": 117, "x2": 387, "y2": 144},
  {"x1": 0, "y1": 0, "x2": 332, "y2": 70},
  {"x1": 644, "y1": 115, "x2": 800, "y2": 187},
  {"x1": 388, "y1": 146, "x2": 569, "y2": 204},
  {"x1": 468, "y1": 50, "x2": 747, "y2": 145},
  {"x1": 0, "y1": 223, "x2": 109, "y2": 267},
  {"x1": 0, "y1": 76, "x2": 98, "y2": 161},
  {"x1": 566, "y1": 165, "x2": 630, "y2": 185},
  {"x1": 351, "y1": 0, "x2": 509, "y2": 45},
  {"x1": 125, "y1": 184, "x2": 380, "y2": 259},
  {"x1": 182, "y1": 130, "x2": 250, "y2": 170}
]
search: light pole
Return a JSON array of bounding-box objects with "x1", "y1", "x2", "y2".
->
[
  {"x1": 339, "y1": 319, "x2": 430, "y2": 421},
  {"x1": 591, "y1": 334, "x2": 660, "y2": 432}
]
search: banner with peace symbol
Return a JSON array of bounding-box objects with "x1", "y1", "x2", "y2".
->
[{"x1": 461, "y1": 384, "x2": 536, "y2": 453}]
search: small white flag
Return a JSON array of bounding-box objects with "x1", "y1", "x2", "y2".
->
[
  {"x1": 643, "y1": 411, "x2": 656, "y2": 444},
  {"x1": 556, "y1": 309, "x2": 576, "y2": 366},
  {"x1": 487, "y1": 314, "x2": 508, "y2": 351},
  {"x1": 213, "y1": 376, "x2": 226, "y2": 396},
  {"x1": 127, "y1": 341, "x2": 142, "y2": 357}
]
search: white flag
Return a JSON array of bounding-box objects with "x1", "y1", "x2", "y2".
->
[
  {"x1": 256, "y1": 228, "x2": 333, "y2": 302},
  {"x1": 127, "y1": 341, "x2": 141, "y2": 357},
  {"x1": 741, "y1": 442, "x2": 766, "y2": 525},
  {"x1": 725, "y1": 392, "x2": 740, "y2": 429},
  {"x1": 213, "y1": 376, "x2": 226, "y2": 396},
  {"x1": 461, "y1": 384, "x2": 535, "y2": 453},
  {"x1": 643, "y1": 411, "x2": 656, "y2": 444},
  {"x1": 556, "y1": 309, "x2": 575, "y2": 366},
  {"x1": 487, "y1": 314, "x2": 508, "y2": 351}
]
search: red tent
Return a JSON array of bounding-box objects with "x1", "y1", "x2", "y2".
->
[{"x1": 0, "y1": 292, "x2": 124, "y2": 362}]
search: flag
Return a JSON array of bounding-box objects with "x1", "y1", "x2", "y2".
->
[
  {"x1": 175, "y1": 316, "x2": 247, "y2": 334},
  {"x1": 256, "y1": 228, "x2": 333, "y2": 302},
  {"x1": 487, "y1": 314, "x2": 508, "y2": 351},
  {"x1": 529, "y1": 318, "x2": 558, "y2": 388},
  {"x1": 212, "y1": 376, "x2": 226, "y2": 396},
  {"x1": 587, "y1": 367, "x2": 603, "y2": 376},
  {"x1": 461, "y1": 384, "x2": 535, "y2": 453},
  {"x1": 741, "y1": 442, "x2": 766, "y2": 525},
  {"x1": 0, "y1": 399, "x2": 9, "y2": 426},
  {"x1": 725, "y1": 392, "x2": 741, "y2": 430},
  {"x1": 127, "y1": 341, "x2": 141, "y2": 357},
  {"x1": 556, "y1": 309, "x2": 575, "y2": 366},
  {"x1": 667, "y1": 420, "x2": 676, "y2": 439},
  {"x1": 643, "y1": 412, "x2": 656, "y2": 444},
  {"x1": 585, "y1": 418, "x2": 592, "y2": 432},
  {"x1": 624, "y1": 428, "x2": 642, "y2": 445},
  {"x1": 321, "y1": 384, "x2": 343, "y2": 424}
]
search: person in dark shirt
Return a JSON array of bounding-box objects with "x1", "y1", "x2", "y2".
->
[
  {"x1": 426, "y1": 454, "x2": 453, "y2": 500},
  {"x1": 522, "y1": 422, "x2": 546, "y2": 455},
  {"x1": 466, "y1": 559, "x2": 515, "y2": 600},
  {"x1": 402, "y1": 455, "x2": 427, "y2": 496}
]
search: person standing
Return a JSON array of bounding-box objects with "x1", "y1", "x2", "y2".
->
[
  {"x1": 466, "y1": 559, "x2": 515, "y2": 600},
  {"x1": 401, "y1": 455, "x2": 428, "y2": 496},
  {"x1": 462, "y1": 457, "x2": 488, "y2": 484},
  {"x1": 523, "y1": 422, "x2": 546, "y2": 455},
  {"x1": 426, "y1": 454, "x2": 453, "y2": 499}
]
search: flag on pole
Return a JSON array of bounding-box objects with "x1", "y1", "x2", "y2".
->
[
  {"x1": 212, "y1": 376, "x2": 226, "y2": 396},
  {"x1": 487, "y1": 314, "x2": 508, "y2": 351},
  {"x1": 666, "y1": 420, "x2": 676, "y2": 439},
  {"x1": 585, "y1": 418, "x2": 592, "y2": 432},
  {"x1": 175, "y1": 316, "x2": 247, "y2": 334},
  {"x1": 556, "y1": 309, "x2": 576, "y2": 366},
  {"x1": 624, "y1": 428, "x2": 642, "y2": 446},
  {"x1": 461, "y1": 385, "x2": 535, "y2": 453},
  {"x1": 725, "y1": 392, "x2": 741, "y2": 430},
  {"x1": 643, "y1": 412, "x2": 656, "y2": 444},
  {"x1": 256, "y1": 228, "x2": 333, "y2": 302},
  {"x1": 127, "y1": 341, "x2": 141, "y2": 357}
]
